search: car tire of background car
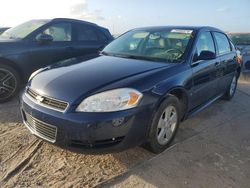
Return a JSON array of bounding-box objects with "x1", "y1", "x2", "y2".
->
[
  {"x1": 222, "y1": 72, "x2": 238, "y2": 101},
  {"x1": 145, "y1": 95, "x2": 181, "y2": 154},
  {"x1": 0, "y1": 64, "x2": 20, "y2": 103}
]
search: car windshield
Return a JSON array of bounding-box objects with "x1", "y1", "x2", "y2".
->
[
  {"x1": 102, "y1": 29, "x2": 193, "y2": 62},
  {"x1": 229, "y1": 33, "x2": 250, "y2": 45},
  {"x1": 1, "y1": 20, "x2": 49, "y2": 39}
]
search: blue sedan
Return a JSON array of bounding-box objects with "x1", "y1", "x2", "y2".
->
[{"x1": 21, "y1": 26, "x2": 241, "y2": 153}]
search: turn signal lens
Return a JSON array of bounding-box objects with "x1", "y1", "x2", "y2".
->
[
  {"x1": 236, "y1": 56, "x2": 241, "y2": 65},
  {"x1": 128, "y1": 92, "x2": 141, "y2": 105}
]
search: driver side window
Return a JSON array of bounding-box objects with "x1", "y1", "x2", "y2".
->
[
  {"x1": 195, "y1": 32, "x2": 215, "y2": 56},
  {"x1": 36, "y1": 23, "x2": 72, "y2": 42}
]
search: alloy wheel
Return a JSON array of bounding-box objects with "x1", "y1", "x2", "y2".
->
[
  {"x1": 0, "y1": 68, "x2": 17, "y2": 100},
  {"x1": 156, "y1": 105, "x2": 178, "y2": 145}
]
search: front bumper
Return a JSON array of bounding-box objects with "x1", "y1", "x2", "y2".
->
[{"x1": 20, "y1": 93, "x2": 153, "y2": 153}]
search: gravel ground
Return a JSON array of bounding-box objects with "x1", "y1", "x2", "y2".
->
[{"x1": 0, "y1": 98, "x2": 154, "y2": 188}]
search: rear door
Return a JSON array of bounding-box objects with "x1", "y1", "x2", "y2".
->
[
  {"x1": 72, "y1": 23, "x2": 107, "y2": 58},
  {"x1": 213, "y1": 32, "x2": 238, "y2": 94},
  {"x1": 190, "y1": 31, "x2": 219, "y2": 109}
]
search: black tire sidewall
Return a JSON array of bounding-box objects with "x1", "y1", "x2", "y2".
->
[
  {"x1": 223, "y1": 72, "x2": 238, "y2": 100},
  {"x1": 146, "y1": 95, "x2": 181, "y2": 154},
  {"x1": 0, "y1": 64, "x2": 20, "y2": 102}
]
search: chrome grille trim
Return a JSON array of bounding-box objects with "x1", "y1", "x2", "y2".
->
[
  {"x1": 24, "y1": 112, "x2": 57, "y2": 143},
  {"x1": 25, "y1": 87, "x2": 69, "y2": 112}
]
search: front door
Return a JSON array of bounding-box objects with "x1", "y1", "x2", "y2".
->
[
  {"x1": 190, "y1": 31, "x2": 219, "y2": 109},
  {"x1": 27, "y1": 22, "x2": 74, "y2": 74}
]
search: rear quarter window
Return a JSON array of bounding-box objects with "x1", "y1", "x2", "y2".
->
[{"x1": 96, "y1": 30, "x2": 109, "y2": 41}]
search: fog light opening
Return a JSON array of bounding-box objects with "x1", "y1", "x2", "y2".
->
[{"x1": 112, "y1": 117, "x2": 125, "y2": 127}]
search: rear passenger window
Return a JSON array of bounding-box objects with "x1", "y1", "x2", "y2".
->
[
  {"x1": 97, "y1": 31, "x2": 108, "y2": 41},
  {"x1": 195, "y1": 32, "x2": 215, "y2": 56},
  {"x1": 76, "y1": 25, "x2": 98, "y2": 41},
  {"x1": 214, "y1": 32, "x2": 231, "y2": 55}
]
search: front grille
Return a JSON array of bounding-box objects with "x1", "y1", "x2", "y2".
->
[
  {"x1": 26, "y1": 88, "x2": 68, "y2": 112},
  {"x1": 24, "y1": 112, "x2": 57, "y2": 143}
]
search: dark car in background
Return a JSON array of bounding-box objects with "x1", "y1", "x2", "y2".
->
[
  {"x1": 0, "y1": 27, "x2": 10, "y2": 34},
  {"x1": 0, "y1": 18, "x2": 113, "y2": 102},
  {"x1": 228, "y1": 33, "x2": 250, "y2": 73},
  {"x1": 21, "y1": 26, "x2": 241, "y2": 154}
]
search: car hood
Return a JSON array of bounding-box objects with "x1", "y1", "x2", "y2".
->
[
  {"x1": 29, "y1": 56, "x2": 171, "y2": 103},
  {"x1": 0, "y1": 37, "x2": 22, "y2": 56},
  {"x1": 0, "y1": 36, "x2": 20, "y2": 42}
]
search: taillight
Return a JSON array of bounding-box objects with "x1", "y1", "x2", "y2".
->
[{"x1": 236, "y1": 56, "x2": 241, "y2": 65}]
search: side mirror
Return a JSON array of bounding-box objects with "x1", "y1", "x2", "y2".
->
[
  {"x1": 37, "y1": 34, "x2": 53, "y2": 43},
  {"x1": 193, "y1": 51, "x2": 216, "y2": 62}
]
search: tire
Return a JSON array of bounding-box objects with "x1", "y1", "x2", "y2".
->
[
  {"x1": 222, "y1": 72, "x2": 238, "y2": 101},
  {"x1": 145, "y1": 95, "x2": 181, "y2": 154},
  {"x1": 0, "y1": 64, "x2": 20, "y2": 103}
]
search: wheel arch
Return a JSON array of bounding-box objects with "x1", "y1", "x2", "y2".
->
[
  {"x1": 0, "y1": 58, "x2": 24, "y2": 83},
  {"x1": 156, "y1": 87, "x2": 189, "y2": 121}
]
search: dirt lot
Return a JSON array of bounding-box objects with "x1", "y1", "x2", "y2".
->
[
  {"x1": 0, "y1": 99, "x2": 154, "y2": 188},
  {"x1": 0, "y1": 79, "x2": 249, "y2": 188}
]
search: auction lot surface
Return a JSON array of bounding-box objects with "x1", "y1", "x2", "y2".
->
[{"x1": 0, "y1": 80, "x2": 250, "y2": 188}]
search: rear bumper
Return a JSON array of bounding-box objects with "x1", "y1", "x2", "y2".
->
[{"x1": 20, "y1": 93, "x2": 153, "y2": 153}]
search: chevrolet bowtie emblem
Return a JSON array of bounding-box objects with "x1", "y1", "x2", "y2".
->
[{"x1": 36, "y1": 95, "x2": 44, "y2": 103}]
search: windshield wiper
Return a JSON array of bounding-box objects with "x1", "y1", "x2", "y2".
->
[
  {"x1": 100, "y1": 51, "x2": 122, "y2": 57},
  {"x1": 100, "y1": 51, "x2": 109, "y2": 56},
  {"x1": 112, "y1": 54, "x2": 171, "y2": 63},
  {"x1": 100, "y1": 51, "x2": 129, "y2": 58},
  {"x1": 100, "y1": 51, "x2": 133, "y2": 58},
  {"x1": 100, "y1": 51, "x2": 177, "y2": 63},
  {"x1": 9, "y1": 36, "x2": 19, "y2": 39}
]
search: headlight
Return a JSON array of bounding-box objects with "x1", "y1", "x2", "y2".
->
[{"x1": 76, "y1": 88, "x2": 143, "y2": 112}]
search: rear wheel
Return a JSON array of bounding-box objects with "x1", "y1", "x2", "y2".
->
[
  {"x1": 145, "y1": 96, "x2": 181, "y2": 154},
  {"x1": 222, "y1": 72, "x2": 238, "y2": 101},
  {"x1": 0, "y1": 64, "x2": 20, "y2": 103}
]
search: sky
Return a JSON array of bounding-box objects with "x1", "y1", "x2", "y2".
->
[{"x1": 0, "y1": 0, "x2": 250, "y2": 34}]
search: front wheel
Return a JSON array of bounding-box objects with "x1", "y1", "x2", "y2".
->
[
  {"x1": 0, "y1": 64, "x2": 20, "y2": 103},
  {"x1": 222, "y1": 72, "x2": 238, "y2": 101},
  {"x1": 145, "y1": 96, "x2": 181, "y2": 154}
]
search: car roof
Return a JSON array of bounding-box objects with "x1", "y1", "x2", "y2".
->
[
  {"x1": 51, "y1": 18, "x2": 98, "y2": 27},
  {"x1": 132, "y1": 26, "x2": 223, "y2": 33},
  {"x1": 30, "y1": 18, "x2": 109, "y2": 31}
]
